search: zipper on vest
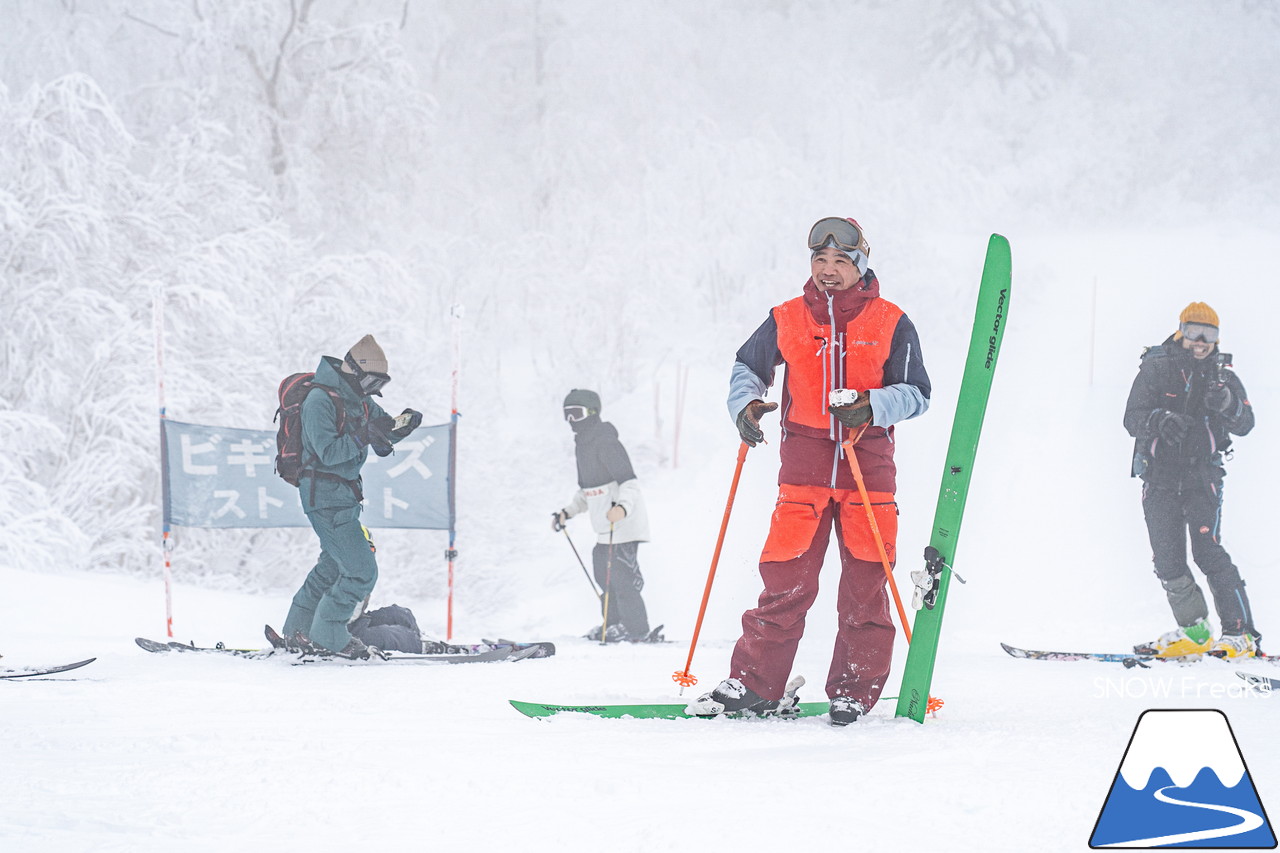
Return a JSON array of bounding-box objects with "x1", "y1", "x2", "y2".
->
[{"x1": 826, "y1": 291, "x2": 837, "y2": 440}]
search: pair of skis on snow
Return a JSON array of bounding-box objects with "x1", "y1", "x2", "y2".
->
[
  {"x1": 1004, "y1": 641, "x2": 1280, "y2": 694},
  {"x1": 1000, "y1": 641, "x2": 1279, "y2": 668},
  {"x1": 134, "y1": 625, "x2": 555, "y2": 665}
]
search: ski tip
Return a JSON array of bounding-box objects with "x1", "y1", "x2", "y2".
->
[
  {"x1": 135, "y1": 637, "x2": 170, "y2": 653},
  {"x1": 998, "y1": 642, "x2": 1024, "y2": 658}
]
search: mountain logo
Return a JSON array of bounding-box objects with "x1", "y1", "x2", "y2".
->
[{"x1": 1090, "y1": 709, "x2": 1276, "y2": 848}]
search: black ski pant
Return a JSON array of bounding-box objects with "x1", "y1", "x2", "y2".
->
[
  {"x1": 1141, "y1": 477, "x2": 1257, "y2": 640},
  {"x1": 592, "y1": 540, "x2": 649, "y2": 638}
]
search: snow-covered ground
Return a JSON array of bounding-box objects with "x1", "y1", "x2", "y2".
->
[
  {"x1": 3, "y1": 564, "x2": 1278, "y2": 853},
  {"x1": 4, "y1": 230, "x2": 1279, "y2": 852}
]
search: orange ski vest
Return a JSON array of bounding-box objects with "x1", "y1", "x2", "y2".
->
[{"x1": 773, "y1": 295, "x2": 904, "y2": 435}]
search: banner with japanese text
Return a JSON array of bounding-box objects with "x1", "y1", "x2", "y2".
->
[{"x1": 160, "y1": 419, "x2": 453, "y2": 530}]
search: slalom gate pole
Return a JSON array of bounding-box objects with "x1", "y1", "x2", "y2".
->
[
  {"x1": 841, "y1": 435, "x2": 913, "y2": 642},
  {"x1": 446, "y1": 304, "x2": 464, "y2": 640},
  {"x1": 559, "y1": 525, "x2": 602, "y2": 601},
  {"x1": 152, "y1": 289, "x2": 175, "y2": 638},
  {"x1": 600, "y1": 522, "x2": 614, "y2": 645},
  {"x1": 672, "y1": 441, "x2": 749, "y2": 691}
]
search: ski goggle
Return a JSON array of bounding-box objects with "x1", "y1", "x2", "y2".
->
[
  {"x1": 1179, "y1": 322, "x2": 1219, "y2": 344},
  {"x1": 356, "y1": 371, "x2": 390, "y2": 395},
  {"x1": 807, "y1": 217, "x2": 870, "y2": 257},
  {"x1": 345, "y1": 353, "x2": 390, "y2": 395},
  {"x1": 563, "y1": 405, "x2": 592, "y2": 422}
]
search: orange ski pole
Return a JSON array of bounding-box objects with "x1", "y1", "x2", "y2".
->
[
  {"x1": 673, "y1": 441, "x2": 750, "y2": 691},
  {"x1": 841, "y1": 435, "x2": 913, "y2": 643}
]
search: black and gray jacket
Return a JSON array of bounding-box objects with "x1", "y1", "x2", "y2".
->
[
  {"x1": 1123, "y1": 335, "x2": 1254, "y2": 483},
  {"x1": 562, "y1": 416, "x2": 650, "y2": 544}
]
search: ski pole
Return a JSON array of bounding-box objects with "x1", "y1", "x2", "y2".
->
[
  {"x1": 600, "y1": 519, "x2": 615, "y2": 645},
  {"x1": 673, "y1": 441, "x2": 750, "y2": 691},
  {"x1": 840, "y1": 435, "x2": 913, "y2": 642},
  {"x1": 556, "y1": 519, "x2": 602, "y2": 602}
]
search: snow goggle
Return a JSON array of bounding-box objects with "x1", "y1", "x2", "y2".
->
[
  {"x1": 1179, "y1": 322, "x2": 1219, "y2": 344},
  {"x1": 563, "y1": 405, "x2": 592, "y2": 422},
  {"x1": 356, "y1": 371, "x2": 390, "y2": 395},
  {"x1": 345, "y1": 353, "x2": 391, "y2": 395},
  {"x1": 807, "y1": 217, "x2": 870, "y2": 257}
]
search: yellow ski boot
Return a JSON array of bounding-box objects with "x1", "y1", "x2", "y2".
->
[{"x1": 1136, "y1": 619, "x2": 1212, "y2": 658}]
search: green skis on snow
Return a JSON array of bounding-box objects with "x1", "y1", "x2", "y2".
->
[
  {"x1": 896, "y1": 234, "x2": 1011, "y2": 723},
  {"x1": 509, "y1": 700, "x2": 832, "y2": 720}
]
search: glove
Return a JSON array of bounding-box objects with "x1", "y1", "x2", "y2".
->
[
  {"x1": 356, "y1": 414, "x2": 396, "y2": 457},
  {"x1": 606, "y1": 504, "x2": 626, "y2": 524},
  {"x1": 391, "y1": 408, "x2": 424, "y2": 439},
  {"x1": 828, "y1": 390, "x2": 873, "y2": 430},
  {"x1": 1156, "y1": 411, "x2": 1194, "y2": 443},
  {"x1": 735, "y1": 400, "x2": 778, "y2": 447},
  {"x1": 551, "y1": 510, "x2": 569, "y2": 532},
  {"x1": 1203, "y1": 385, "x2": 1232, "y2": 414}
]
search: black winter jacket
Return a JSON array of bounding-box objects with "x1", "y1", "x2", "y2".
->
[{"x1": 1123, "y1": 336, "x2": 1254, "y2": 483}]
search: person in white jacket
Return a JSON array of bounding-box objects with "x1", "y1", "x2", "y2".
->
[{"x1": 551, "y1": 389, "x2": 659, "y2": 642}]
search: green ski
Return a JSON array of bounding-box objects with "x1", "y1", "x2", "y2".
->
[
  {"x1": 509, "y1": 699, "x2": 831, "y2": 720},
  {"x1": 896, "y1": 234, "x2": 1011, "y2": 723}
]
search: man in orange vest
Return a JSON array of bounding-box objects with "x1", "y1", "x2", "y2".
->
[{"x1": 694, "y1": 217, "x2": 931, "y2": 726}]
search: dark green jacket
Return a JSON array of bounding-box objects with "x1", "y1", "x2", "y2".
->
[{"x1": 299, "y1": 355, "x2": 394, "y2": 511}]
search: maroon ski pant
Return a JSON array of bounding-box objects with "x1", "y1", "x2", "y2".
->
[{"x1": 729, "y1": 490, "x2": 895, "y2": 707}]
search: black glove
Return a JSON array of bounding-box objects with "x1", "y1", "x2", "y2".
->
[
  {"x1": 828, "y1": 390, "x2": 873, "y2": 430},
  {"x1": 735, "y1": 400, "x2": 778, "y2": 447},
  {"x1": 356, "y1": 414, "x2": 396, "y2": 457},
  {"x1": 1156, "y1": 411, "x2": 1194, "y2": 443},
  {"x1": 391, "y1": 408, "x2": 424, "y2": 439},
  {"x1": 1203, "y1": 385, "x2": 1232, "y2": 414}
]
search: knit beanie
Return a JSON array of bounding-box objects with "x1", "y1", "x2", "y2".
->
[
  {"x1": 1179, "y1": 302, "x2": 1219, "y2": 327},
  {"x1": 341, "y1": 334, "x2": 389, "y2": 375},
  {"x1": 1173, "y1": 302, "x2": 1219, "y2": 340}
]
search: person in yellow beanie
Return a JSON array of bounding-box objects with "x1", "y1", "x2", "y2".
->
[{"x1": 1123, "y1": 302, "x2": 1258, "y2": 658}]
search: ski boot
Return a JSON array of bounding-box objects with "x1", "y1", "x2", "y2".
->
[
  {"x1": 828, "y1": 696, "x2": 867, "y2": 727},
  {"x1": 1134, "y1": 619, "x2": 1212, "y2": 658},
  {"x1": 335, "y1": 636, "x2": 375, "y2": 660},
  {"x1": 1209, "y1": 633, "x2": 1257, "y2": 660},
  {"x1": 582, "y1": 623, "x2": 629, "y2": 643},
  {"x1": 686, "y1": 676, "x2": 804, "y2": 718}
]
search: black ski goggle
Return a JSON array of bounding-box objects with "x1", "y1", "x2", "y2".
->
[
  {"x1": 358, "y1": 372, "x2": 391, "y2": 395},
  {"x1": 564, "y1": 405, "x2": 592, "y2": 422},
  {"x1": 807, "y1": 217, "x2": 869, "y2": 256},
  {"x1": 1180, "y1": 322, "x2": 1219, "y2": 344},
  {"x1": 345, "y1": 353, "x2": 391, "y2": 395}
]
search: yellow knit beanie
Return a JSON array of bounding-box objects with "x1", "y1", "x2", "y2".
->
[{"x1": 1174, "y1": 302, "x2": 1219, "y2": 340}]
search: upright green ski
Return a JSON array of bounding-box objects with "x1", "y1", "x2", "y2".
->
[{"x1": 896, "y1": 234, "x2": 1011, "y2": 722}]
